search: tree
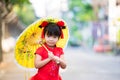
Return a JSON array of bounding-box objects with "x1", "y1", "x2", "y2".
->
[
  {"x1": 67, "y1": 0, "x2": 94, "y2": 46},
  {"x1": 0, "y1": 0, "x2": 29, "y2": 62},
  {"x1": 69, "y1": 0, "x2": 94, "y2": 22}
]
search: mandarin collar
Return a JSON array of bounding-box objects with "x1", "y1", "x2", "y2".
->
[{"x1": 44, "y1": 43, "x2": 56, "y2": 52}]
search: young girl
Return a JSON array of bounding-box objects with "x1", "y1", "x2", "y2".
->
[{"x1": 30, "y1": 19, "x2": 67, "y2": 80}]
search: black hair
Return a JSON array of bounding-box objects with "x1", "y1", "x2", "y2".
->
[{"x1": 43, "y1": 23, "x2": 61, "y2": 38}]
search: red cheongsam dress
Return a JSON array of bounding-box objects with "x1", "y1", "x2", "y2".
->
[{"x1": 30, "y1": 43, "x2": 63, "y2": 80}]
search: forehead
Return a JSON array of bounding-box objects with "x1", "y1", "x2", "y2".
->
[{"x1": 45, "y1": 34, "x2": 58, "y2": 37}]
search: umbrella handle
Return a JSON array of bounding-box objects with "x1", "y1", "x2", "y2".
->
[
  {"x1": 39, "y1": 41, "x2": 49, "y2": 52},
  {"x1": 42, "y1": 44, "x2": 49, "y2": 52}
]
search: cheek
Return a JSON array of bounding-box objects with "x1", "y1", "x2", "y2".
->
[{"x1": 54, "y1": 38, "x2": 59, "y2": 42}]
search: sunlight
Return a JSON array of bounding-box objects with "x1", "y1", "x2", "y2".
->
[
  {"x1": 29, "y1": 0, "x2": 68, "y2": 18},
  {"x1": 2, "y1": 37, "x2": 15, "y2": 53}
]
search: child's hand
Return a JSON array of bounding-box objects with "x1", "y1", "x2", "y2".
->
[
  {"x1": 48, "y1": 51, "x2": 60, "y2": 64},
  {"x1": 53, "y1": 56, "x2": 60, "y2": 64},
  {"x1": 48, "y1": 51, "x2": 54, "y2": 60}
]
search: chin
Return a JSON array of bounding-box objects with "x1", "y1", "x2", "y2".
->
[{"x1": 48, "y1": 44, "x2": 55, "y2": 47}]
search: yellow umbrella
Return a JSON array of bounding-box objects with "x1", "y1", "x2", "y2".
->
[{"x1": 14, "y1": 17, "x2": 69, "y2": 68}]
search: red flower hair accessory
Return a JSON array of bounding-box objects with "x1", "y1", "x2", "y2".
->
[
  {"x1": 40, "y1": 21, "x2": 48, "y2": 27},
  {"x1": 40, "y1": 21, "x2": 48, "y2": 38},
  {"x1": 57, "y1": 21, "x2": 65, "y2": 38},
  {"x1": 57, "y1": 21, "x2": 65, "y2": 27},
  {"x1": 40, "y1": 20, "x2": 66, "y2": 39}
]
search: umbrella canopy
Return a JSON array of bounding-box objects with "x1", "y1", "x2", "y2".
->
[{"x1": 14, "y1": 17, "x2": 69, "y2": 68}]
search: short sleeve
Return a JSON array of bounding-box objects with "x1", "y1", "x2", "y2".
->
[
  {"x1": 59, "y1": 48, "x2": 64, "y2": 55},
  {"x1": 35, "y1": 47, "x2": 44, "y2": 56},
  {"x1": 54, "y1": 47, "x2": 64, "y2": 56}
]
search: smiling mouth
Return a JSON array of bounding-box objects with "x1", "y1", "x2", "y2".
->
[
  {"x1": 48, "y1": 42, "x2": 56, "y2": 45},
  {"x1": 48, "y1": 42, "x2": 54, "y2": 45}
]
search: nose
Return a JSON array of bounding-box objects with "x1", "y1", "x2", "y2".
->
[{"x1": 49, "y1": 37, "x2": 54, "y2": 41}]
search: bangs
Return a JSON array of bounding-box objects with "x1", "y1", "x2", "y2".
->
[{"x1": 44, "y1": 23, "x2": 61, "y2": 37}]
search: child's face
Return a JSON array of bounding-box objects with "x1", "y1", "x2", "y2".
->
[{"x1": 45, "y1": 34, "x2": 59, "y2": 47}]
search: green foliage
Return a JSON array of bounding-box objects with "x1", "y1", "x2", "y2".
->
[
  {"x1": 69, "y1": 0, "x2": 94, "y2": 22},
  {"x1": 3, "y1": 0, "x2": 35, "y2": 26},
  {"x1": 69, "y1": 0, "x2": 83, "y2": 10},
  {"x1": 5, "y1": 0, "x2": 30, "y2": 5},
  {"x1": 14, "y1": 4, "x2": 36, "y2": 26},
  {"x1": 117, "y1": 29, "x2": 120, "y2": 44},
  {"x1": 71, "y1": 25, "x2": 78, "y2": 32},
  {"x1": 74, "y1": 30, "x2": 83, "y2": 41},
  {"x1": 67, "y1": 0, "x2": 95, "y2": 46}
]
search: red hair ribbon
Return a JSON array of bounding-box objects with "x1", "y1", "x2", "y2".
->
[
  {"x1": 57, "y1": 21, "x2": 65, "y2": 39},
  {"x1": 40, "y1": 20, "x2": 65, "y2": 39},
  {"x1": 41, "y1": 30, "x2": 44, "y2": 38},
  {"x1": 41, "y1": 21, "x2": 48, "y2": 27},
  {"x1": 40, "y1": 21, "x2": 48, "y2": 38},
  {"x1": 57, "y1": 21, "x2": 64, "y2": 27},
  {"x1": 60, "y1": 29, "x2": 64, "y2": 38}
]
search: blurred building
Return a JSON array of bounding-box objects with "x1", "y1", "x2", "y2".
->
[
  {"x1": 109, "y1": 0, "x2": 120, "y2": 54},
  {"x1": 89, "y1": 0, "x2": 111, "y2": 52}
]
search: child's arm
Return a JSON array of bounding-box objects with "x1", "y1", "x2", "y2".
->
[
  {"x1": 34, "y1": 51, "x2": 55, "y2": 69},
  {"x1": 54, "y1": 55, "x2": 67, "y2": 69},
  {"x1": 34, "y1": 54, "x2": 51, "y2": 69},
  {"x1": 59, "y1": 54, "x2": 67, "y2": 69}
]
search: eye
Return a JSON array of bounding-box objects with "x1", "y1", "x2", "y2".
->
[
  {"x1": 47, "y1": 35, "x2": 50, "y2": 37},
  {"x1": 53, "y1": 36, "x2": 58, "y2": 38},
  {"x1": 46, "y1": 34, "x2": 50, "y2": 37}
]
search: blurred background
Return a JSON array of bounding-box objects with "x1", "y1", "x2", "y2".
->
[{"x1": 0, "y1": 0, "x2": 120, "y2": 80}]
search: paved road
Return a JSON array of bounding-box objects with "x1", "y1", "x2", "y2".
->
[
  {"x1": 0, "y1": 47, "x2": 120, "y2": 80},
  {"x1": 62, "y1": 47, "x2": 120, "y2": 80}
]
